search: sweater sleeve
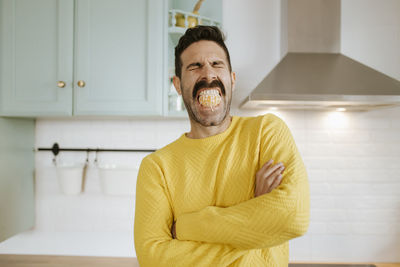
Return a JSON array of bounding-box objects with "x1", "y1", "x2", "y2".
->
[
  {"x1": 175, "y1": 115, "x2": 310, "y2": 250},
  {"x1": 134, "y1": 156, "x2": 247, "y2": 267}
]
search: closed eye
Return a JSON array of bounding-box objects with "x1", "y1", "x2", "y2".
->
[
  {"x1": 212, "y1": 61, "x2": 225, "y2": 67},
  {"x1": 187, "y1": 62, "x2": 202, "y2": 71}
]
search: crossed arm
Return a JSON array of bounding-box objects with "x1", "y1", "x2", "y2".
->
[
  {"x1": 134, "y1": 158, "x2": 248, "y2": 266},
  {"x1": 134, "y1": 117, "x2": 310, "y2": 266},
  {"x1": 170, "y1": 159, "x2": 286, "y2": 239}
]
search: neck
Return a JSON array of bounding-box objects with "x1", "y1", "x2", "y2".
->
[{"x1": 186, "y1": 115, "x2": 232, "y2": 139}]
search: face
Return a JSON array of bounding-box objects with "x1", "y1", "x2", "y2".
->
[{"x1": 173, "y1": 40, "x2": 236, "y2": 127}]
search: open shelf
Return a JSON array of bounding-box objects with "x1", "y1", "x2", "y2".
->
[
  {"x1": 164, "y1": 2, "x2": 222, "y2": 117},
  {"x1": 168, "y1": 9, "x2": 221, "y2": 45}
]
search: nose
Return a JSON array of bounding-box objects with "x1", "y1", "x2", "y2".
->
[{"x1": 200, "y1": 63, "x2": 217, "y2": 82}]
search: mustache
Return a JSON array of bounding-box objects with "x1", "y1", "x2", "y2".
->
[{"x1": 192, "y1": 79, "x2": 225, "y2": 99}]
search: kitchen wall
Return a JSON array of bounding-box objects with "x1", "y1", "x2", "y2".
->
[
  {"x1": 222, "y1": 0, "x2": 285, "y2": 110},
  {"x1": 26, "y1": 107, "x2": 400, "y2": 262},
  {"x1": 222, "y1": 0, "x2": 400, "y2": 262},
  {"x1": 341, "y1": 0, "x2": 400, "y2": 81},
  {"x1": 1, "y1": 0, "x2": 399, "y2": 263},
  {"x1": 31, "y1": 118, "x2": 189, "y2": 257}
]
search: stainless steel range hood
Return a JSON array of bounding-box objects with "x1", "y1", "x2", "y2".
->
[
  {"x1": 240, "y1": 52, "x2": 400, "y2": 111},
  {"x1": 240, "y1": 0, "x2": 400, "y2": 111}
]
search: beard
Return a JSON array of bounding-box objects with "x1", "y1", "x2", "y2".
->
[{"x1": 181, "y1": 79, "x2": 232, "y2": 127}]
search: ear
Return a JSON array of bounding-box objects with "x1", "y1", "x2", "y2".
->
[
  {"x1": 172, "y1": 76, "x2": 182, "y2": 95},
  {"x1": 231, "y1": 71, "x2": 236, "y2": 92}
]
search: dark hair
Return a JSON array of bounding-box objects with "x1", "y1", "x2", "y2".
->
[{"x1": 174, "y1": 25, "x2": 232, "y2": 78}]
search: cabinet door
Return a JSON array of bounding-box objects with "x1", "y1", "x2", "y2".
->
[
  {"x1": 74, "y1": 0, "x2": 164, "y2": 116},
  {"x1": 0, "y1": 118, "x2": 35, "y2": 242},
  {"x1": 0, "y1": 0, "x2": 73, "y2": 117}
]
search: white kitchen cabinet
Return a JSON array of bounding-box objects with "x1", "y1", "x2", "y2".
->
[
  {"x1": 0, "y1": 0, "x2": 164, "y2": 117},
  {"x1": 73, "y1": 0, "x2": 163, "y2": 116},
  {"x1": 0, "y1": 0, "x2": 73, "y2": 116}
]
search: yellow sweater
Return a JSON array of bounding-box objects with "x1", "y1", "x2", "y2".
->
[{"x1": 134, "y1": 114, "x2": 310, "y2": 267}]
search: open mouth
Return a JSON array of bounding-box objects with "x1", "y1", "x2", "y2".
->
[{"x1": 196, "y1": 88, "x2": 222, "y2": 109}]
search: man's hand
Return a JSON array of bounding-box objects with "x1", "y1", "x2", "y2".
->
[
  {"x1": 171, "y1": 220, "x2": 176, "y2": 239},
  {"x1": 255, "y1": 159, "x2": 285, "y2": 197},
  {"x1": 172, "y1": 160, "x2": 284, "y2": 239}
]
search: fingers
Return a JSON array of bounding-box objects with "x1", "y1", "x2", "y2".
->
[
  {"x1": 255, "y1": 160, "x2": 285, "y2": 197},
  {"x1": 259, "y1": 160, "x2": 283, "y2": 177},
  {"x1": 260, "y1": 159, "x2": 273, "y2": 171},
  {"x1": 257, "y1": 161, "x2": 284, "y2": 182},
  {"x1": 270, "y1": 174, "x2": 283, "y2": 190},
  {"x1": 264, "y1": 162, "x2": 284, "y2": 178},
  {"x1": 263, "y1": 167, "x2": 284, "y2": 193}
]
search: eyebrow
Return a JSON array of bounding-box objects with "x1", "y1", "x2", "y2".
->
[{"x1": 185, "y1": 60, "x2": 225, "y2": 70}]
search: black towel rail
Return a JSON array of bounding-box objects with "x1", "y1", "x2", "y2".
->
[{"x1": 37, "y1": 143, "x2": 156, "y2": 156}]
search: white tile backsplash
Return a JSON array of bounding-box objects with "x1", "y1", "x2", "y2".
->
[{"x1": 5, "y1": 108, "x2": 400, "y2": 261}]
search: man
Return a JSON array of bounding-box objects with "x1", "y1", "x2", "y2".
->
[{"x1": 134, "y1": 26, "x2": 309, "y2": 266}]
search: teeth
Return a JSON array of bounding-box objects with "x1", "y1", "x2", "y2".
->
[
  {"x1": 198, "y1": 90, "x2": 221, "y2": 109},
  {"x1": 199, "y1": 89, "x2": 220, "y2": 96}
]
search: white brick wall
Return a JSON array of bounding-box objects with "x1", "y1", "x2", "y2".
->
[
  {"x1": 26, "y1": 118, "x2": 191, "y2": 257},
  {"x1": 19, "y1": 106, "x2": 400, "y2": 261},
  {"x1": 250, "y1": 108, "x2": 400, "y2": 262}
]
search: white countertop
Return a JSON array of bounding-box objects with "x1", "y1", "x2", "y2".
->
[{"x1": 0, "y1": 230, "x2": 136, "y2": 258}]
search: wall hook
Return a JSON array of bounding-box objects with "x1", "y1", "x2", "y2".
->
[{"x1": 52, "y1": 143, "x2": 60, "y2": 156}]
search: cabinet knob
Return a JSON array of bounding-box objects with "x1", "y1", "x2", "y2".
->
[
  {"x1": 57, "y1": 81, "x2": 66, "y2": 88},
  {"x1": 77, "y1": 80, "x2": 86, "y2": 87}
]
